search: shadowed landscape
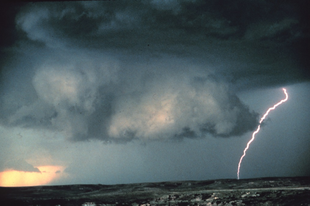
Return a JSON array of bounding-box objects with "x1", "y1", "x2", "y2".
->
[{"x1": 1, "y1": 176, "x2": 310, "y2": 206}]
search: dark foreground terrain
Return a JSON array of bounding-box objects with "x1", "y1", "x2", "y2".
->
[{"x1": 1, "y1": 176, "x2": 310, "y2": 206}]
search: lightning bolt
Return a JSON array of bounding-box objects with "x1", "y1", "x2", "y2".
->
[{"x1": 237, "y1": 88, "x2": 288, "y2": 180}]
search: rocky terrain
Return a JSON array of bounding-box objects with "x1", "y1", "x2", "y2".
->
[{"x1": 1, "y1": 176, "x2": 310, "y2": 206}]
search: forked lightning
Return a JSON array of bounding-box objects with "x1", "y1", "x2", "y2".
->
[{"x1": 237, "y1": 88, "x2": 288, "y2": 180}]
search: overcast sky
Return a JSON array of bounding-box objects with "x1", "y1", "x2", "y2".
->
[{"x1": 0, "y1": 0, "x2": 309, "y2": 186}]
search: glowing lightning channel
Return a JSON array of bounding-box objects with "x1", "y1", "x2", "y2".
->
[{"x1": 237, "y1": 88, "x2": 288, "y2": 180}]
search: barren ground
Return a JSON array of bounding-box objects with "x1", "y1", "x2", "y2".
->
[{"x1": 1, "y1": 176, "x2": 309, "y2": 206}]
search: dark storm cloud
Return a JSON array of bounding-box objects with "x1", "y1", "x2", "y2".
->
[
  {"x1": 0, "y1": 1, "x2": 308, "y2": 142},
  {"x1": 15, "y1": 1, "x2": 307, "y2": 46},
  {"x1": 14, "y1": 0, "x2": 309, "y2": 85}
]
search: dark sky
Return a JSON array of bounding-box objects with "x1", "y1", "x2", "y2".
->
[{"x1": 0, "y1": 0, "x2": 309, "y2": 186}]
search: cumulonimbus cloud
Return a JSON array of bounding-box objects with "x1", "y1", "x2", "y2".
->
[
  {"x1": 109, "y1": 73, "x2": 258, "y2": 140},
  {"x1": 9, "y1": 0, "x2": 310, "y2": 142},
  {"x1": 2, "y1": 50, "x2": 258, "y2": 142}
]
